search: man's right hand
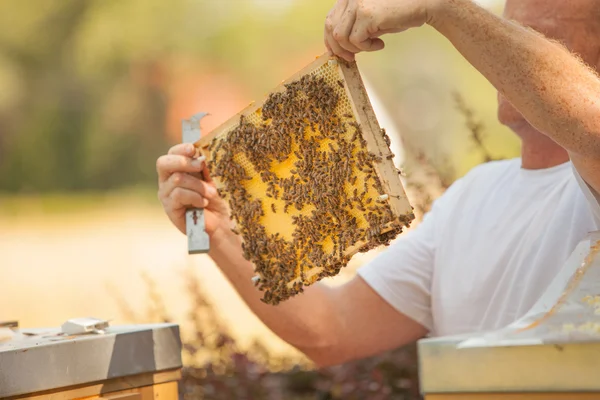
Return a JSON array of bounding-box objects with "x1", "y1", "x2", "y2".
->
[{"x1": 157, "y1": 143, "x2": 231, "y2": 237}]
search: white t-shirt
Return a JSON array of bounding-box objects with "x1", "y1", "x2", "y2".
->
[{"x1": 358, "y1": 158, "x2": 600, "y2": 337}]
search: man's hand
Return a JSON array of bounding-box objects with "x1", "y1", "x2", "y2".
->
[
  {"x1": 157, "y1": 144, "x2": 231, "y2": 237},
  {"x1": 324, "y1": 0, "x2": 442, "y2": 61}
]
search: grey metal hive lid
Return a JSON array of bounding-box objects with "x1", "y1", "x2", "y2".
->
[{"x1": 0, "y1": 323, "x2": 182, "y2": 398}]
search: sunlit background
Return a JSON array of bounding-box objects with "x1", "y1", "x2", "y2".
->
[{"x1": 0, "y1": 0, "x2": 512, "y2": 365}]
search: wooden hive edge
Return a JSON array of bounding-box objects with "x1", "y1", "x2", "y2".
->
[{"x1": 336, "y1": 60, "x2": 413, "y2": 220}]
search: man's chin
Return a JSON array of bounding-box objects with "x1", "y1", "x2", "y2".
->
[{"x1": 500, "y1": 118, "x2": 533, "y2": 138}]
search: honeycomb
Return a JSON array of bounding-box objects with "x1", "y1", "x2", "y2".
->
[{"x1": 200, "y1": 55, "x2": 414, "y2": 305}]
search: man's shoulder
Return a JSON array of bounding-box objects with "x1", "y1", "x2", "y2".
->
[
  {"x1": 444, "y1": 158, "x2": 520, "y2": 195},
  {"x1": 461, "y1": 158, "x2": 521, "y2": 182},
  {"x1": 432, "y1": 158, "x2": 521, "y2": 210}
]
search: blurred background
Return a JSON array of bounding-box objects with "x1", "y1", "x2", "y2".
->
[{"x1": 0, "y1": 0, "x2": 516, "y2": 398}]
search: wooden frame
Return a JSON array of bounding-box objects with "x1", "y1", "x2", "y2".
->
[
  {"x1": 197, "y1": 53, "x2": 412, "y2": 221},
  {"x1": 194, "y1": 52, "x2": 414, "y2": 303}
]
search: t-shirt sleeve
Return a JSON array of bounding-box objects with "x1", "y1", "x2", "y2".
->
[
  {"x1": 357, "y1": 198, "x2": 444, "y2": 333},
  {"x1": 572, "y1": 164, "x2": 600, "y2": 225},
  {"x1": 356, "y1": 170, "x2": 469, "y2": 333},
  {"x1": 357, "y1": 210, "x2": 436, "y2": 331},
  {"x1": 357, "y1": 172, "x2": 468, "y2": 333}
]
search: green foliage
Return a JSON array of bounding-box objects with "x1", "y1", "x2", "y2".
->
[
  {"x1": 0, "y1": 0, "x2": 516, "y2": 194},
  {"x1": 0, "y1": 1, "x2": 166, "y2": 191},
  {"x1": 0, "y1": 0, "x2": 330, "y2": 192}
]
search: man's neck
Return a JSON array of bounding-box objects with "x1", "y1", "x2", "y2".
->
[{"x1": 520, "y1": 135, "x2": 570, "y2": 170}]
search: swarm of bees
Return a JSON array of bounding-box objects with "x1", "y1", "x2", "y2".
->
[{"x1": 206, "y1": 60, "x2": 413, "y2": 305}]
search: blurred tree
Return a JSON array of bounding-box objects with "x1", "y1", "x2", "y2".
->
[
  {"x1": 0, "y1": 0, "x2": 331, "y2": 192},
  {"x1": 0, "y1": 0, "x2": 514, "y2": 193},
  {"x1": 0, "y1": 1, "x2": 170, "y2": 191}
]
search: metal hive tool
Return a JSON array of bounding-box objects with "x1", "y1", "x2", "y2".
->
[
  {"x1": 183, "y1": 112, "x2": 210, "y2": 254},
  {"x1": 196, "y1": 54, "x2": 414, "y2": 304}
]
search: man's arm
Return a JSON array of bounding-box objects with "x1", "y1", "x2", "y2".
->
[
  {"x1": 209, "y1": 229, "x2": 427, "y2": 367},
  {"x1": 325, "y1": 0, "x2": 600, "y2": 193},
  {"x1": 432, "y1": 0, "x2": 600, "y2": 192}
]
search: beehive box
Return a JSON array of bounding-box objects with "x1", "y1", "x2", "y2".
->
[
  {"x1": 198, "y1": 53, "x2": 414, "y2": 304},
  {"x1": 419, "y1": 233, "x2": 600, "y2": 399}
]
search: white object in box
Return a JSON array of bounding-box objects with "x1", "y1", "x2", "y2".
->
[{"x1": 61, "y1": 317, "x2": 110, "y2": 335}]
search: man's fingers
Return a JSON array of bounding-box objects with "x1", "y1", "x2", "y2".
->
[
  {"x1": 325, "y1": 0, "x2": 355, "y2": 61},
  {"x1": 348, "y1": 17, "x2": 383, "y2": 52},
  {"x1": 324, "y1": 34, "x2": 333, "y2": 55},
  {"x1": 162, "y1": 172, "x2": 217, "y2": 201},
  {"x1": 366, "y1": 37, "x2": 385, "y2": 51},
  {"x1": 326, "y1": 35, "x2": 356, "y2": 62},
  {"x1": 333, "y1": 0, "x2": 361, "y2": 54},
  {"x1": 324, "y1": 7, "x2": 335, "y2": 55},
  {"x1": 170, "y1": 187, "x2": 208, "y2": 210},
  {"x1": 351, "y1": 34, "x2": 385, "y2": 52},
  {"x1": 201, "y1": 162, "x2": 216, "y2": 185},
  {"x1": 156, "y1": 154, "x2": 205, "y2": 182},
  {"x1": 326, "y1": 0, "x2": 348, "y2": 30},
  {"x1": 168, "y1": 143, "x2": 196, "y2": 156}
]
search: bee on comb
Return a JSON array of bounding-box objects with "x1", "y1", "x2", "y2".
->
[{"x1": 198, "y1": 54, "x2": 414, "y2": 305}]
